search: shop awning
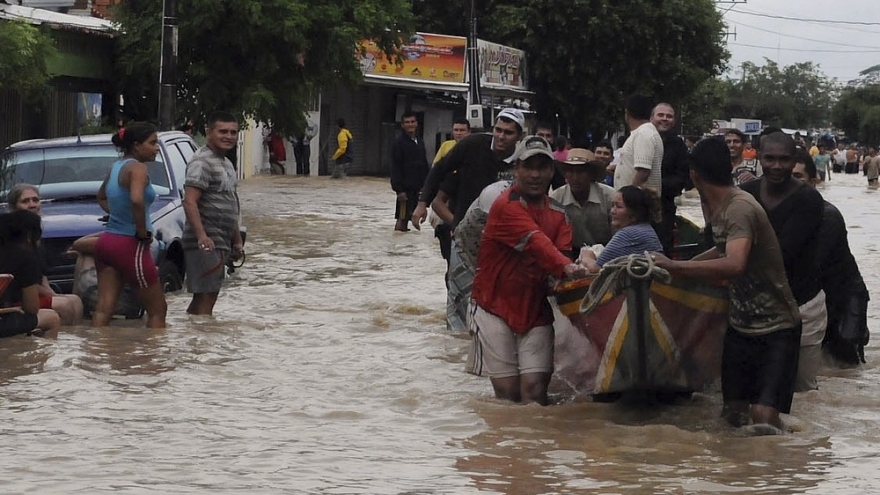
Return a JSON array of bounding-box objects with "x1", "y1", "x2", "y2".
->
[{"x1": 363, "y1": 74, "x2": 468, "y2": 94}]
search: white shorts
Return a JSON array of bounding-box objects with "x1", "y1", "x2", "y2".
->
[
  {"x1": 796, "y1": 290, "x2": 828, "y2": 392},
  {"x1": 471, "y1": 304, "x2": 554, "y2": 379}
]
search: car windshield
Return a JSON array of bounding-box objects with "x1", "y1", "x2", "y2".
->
[{"x1": 0, "y1": 143, "x2": 172, "y2": 200}]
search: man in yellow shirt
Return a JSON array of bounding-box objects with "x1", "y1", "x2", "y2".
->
[
  {"x1": 331, "y1": 118, "x2": 353, "y2": 179},
  {"x1": 432, "y1": 119, "x2": 471, "y2": 164}
]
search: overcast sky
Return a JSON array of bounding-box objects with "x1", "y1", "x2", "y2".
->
[{"x1": 719, "y1": 0, "x2": 880, "y2": 84}]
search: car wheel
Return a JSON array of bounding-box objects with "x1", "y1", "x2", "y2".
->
[{"x1": 159, "y1": 259, "x2": 184, "y2": 292}]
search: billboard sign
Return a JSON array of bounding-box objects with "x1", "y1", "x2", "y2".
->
[
  {"x1": 477, "y1": 39, "x2": 527, "y2": 91},
  {"x1": 358, "y1": 33, "x2": 466, "y2": 84}
]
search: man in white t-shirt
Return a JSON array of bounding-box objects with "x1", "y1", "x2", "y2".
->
[{"x1": 614, "y1": 94, "x2": 663, "y2": 192}]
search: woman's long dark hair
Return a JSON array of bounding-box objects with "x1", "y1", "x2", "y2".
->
[
  {"x1": 618, "y1": 185, "x2": 662, "y2": 224},
  {"x1": 0, "y1": 210, "x2": 42, "y2": 249}
]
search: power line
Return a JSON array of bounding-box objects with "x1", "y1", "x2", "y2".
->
[
  {"x1": 734, "y1": 9, "x2": 880, "y2": 26},
  {"x1": 729, "y1": 42, "x2": 880, "y2": 53},
  {"x1": 734, "y1": 23, "x2": 880, "y2": 50}
]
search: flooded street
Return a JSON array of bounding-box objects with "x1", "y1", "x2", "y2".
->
[{"x1": 2, "y1": 172, "x2": 880, "y2": 494}]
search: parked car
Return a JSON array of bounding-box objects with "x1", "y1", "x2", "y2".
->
[{"x1": 0, "y1": 131, "x2": 198, "y2": 295}]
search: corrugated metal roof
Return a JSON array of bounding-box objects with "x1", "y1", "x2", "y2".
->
[
  {"x1": 0, "y1": 3, "x2": 113, "y2": 32},
  {"x1": 20, "y1": 0, "x2": 76, "y2": 7}
]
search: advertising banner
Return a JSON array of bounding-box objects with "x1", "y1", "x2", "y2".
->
[
  {"x1": 477, "y1": 40, "x2": 527, "y2": 91},
  {"x1": 359, "y1": 33, "x2": 467, "y2": 84}
]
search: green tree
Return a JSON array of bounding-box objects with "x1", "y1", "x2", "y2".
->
[
  {"x1": 832, "y1": 85, "x2": 880, "y2": 144},
  {"x1": 680, "y1": 77, "x2": 731, "y2": 136},
  {"x1": 113, "y1": 0, "x2": 414, "y2": 134},
  {"x1": 417, "y1": 0, "x2": 728, "y2": 136},
  {"x1": 724, "y1": 59, "x2": 836, "y2": 129},
  {"x1": 0, "y1": 20, "x2": 56, "y2": 101}
]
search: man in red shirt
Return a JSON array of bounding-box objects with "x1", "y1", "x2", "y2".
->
[
  {"x1": 470, "y1": 136, "x2": 588, "y2": 405},
  {"x1": 266, "y1": 130, "x2": 287, "y2": 175}
]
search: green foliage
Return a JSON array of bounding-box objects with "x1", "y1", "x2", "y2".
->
[
  {"x1": 832, "y1": 85, "x2": 880, "y2": 145},
  {"x1": 724, "y1": 59, "x2": 837, "y2": 129},
  {"x1": 416, "y1": 0, "x2": 728, "y2": 135},
  {"x1": 681, "y1": 77, "x2": 730, "y2": 136},
  {"x1": 0, "y1": 21, "x2": 56, "y2": 101},
  {"x1": 113, "y1": 0, "x2": 415, "y2": 135}
]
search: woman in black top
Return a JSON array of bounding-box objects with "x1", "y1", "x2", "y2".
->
[{"x1": 0, "y1": 211, "x2": 61, "y2": 338}]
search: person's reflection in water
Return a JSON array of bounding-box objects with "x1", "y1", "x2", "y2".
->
[{"x1": 77, "y1": 326, "x2": 174, "y2": 376}]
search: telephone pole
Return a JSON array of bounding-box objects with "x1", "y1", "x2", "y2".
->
[{"x1": 158, "y1": 0, "x2": 178, "y2": 130}]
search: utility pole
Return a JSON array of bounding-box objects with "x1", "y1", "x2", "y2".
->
[
  {"x1": 158, "y1": 0, "x2": 178, "y2": 130},
  {"x1": 467, "y1": 0, "x2": 481, "y2": 107}
]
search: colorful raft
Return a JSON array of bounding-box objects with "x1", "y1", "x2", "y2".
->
[{"x1": 554, "y1": 236, "x2": 728, "y2": 397}]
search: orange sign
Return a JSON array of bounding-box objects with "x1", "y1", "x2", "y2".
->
[{"x1": 359, "y1": 33, "x2": 467, "y2": 84}]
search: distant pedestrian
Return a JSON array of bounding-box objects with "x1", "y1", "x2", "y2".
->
[
  {"x1": 182, "y1": 112, "x2": 245, "y2": 316},
  {"x1": 813, "y1": 144, "x2": 831, "y2": 182},
  {"x1": 265, "y1": 130, "x2": 287, "y2": 175},
  {"x1": 331, "y1": 118, "x2": 353, "y2": 179},
  {"x1": 391, "y1": 112, "x2": 429, "y2": 232},
  {"x1": 294, "y1": 119, "x2": 317, "y2": 176},
  {"x1": 865, "y1": 146, "x2": 880, "y2": 187}
]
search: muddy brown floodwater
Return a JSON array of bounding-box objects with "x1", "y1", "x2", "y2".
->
[{"x1": 1, "y1": 173, "x2": 879, "y2": 494}]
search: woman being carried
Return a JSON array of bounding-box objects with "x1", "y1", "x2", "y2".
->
[
  {"x1": 93, "y1": 122, "x2": 167, "y2": 328},
  {"x1": 580, "y1": 185, "x2": 663, "y2": 272}
]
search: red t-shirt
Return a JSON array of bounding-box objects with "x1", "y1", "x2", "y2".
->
[
  {"x1": 268, "y1": 134, "x2": 286, "y2": 161},
  {"x1": 472, "y1": 186, "x2": 573, "y2": 334}
]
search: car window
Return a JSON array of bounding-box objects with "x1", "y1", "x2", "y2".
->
[
  {"x1": 163, "y1": 142, "x2": 188, "y2": 194},
  {"x1": 145, "y1": 159, "x2": 172, "y2": 194},
  {"x1": 0, "y1": 145, "x2": 119, "y2": 192},
  {"x1": 0, "y1": 144, "x2": 171, "y2": 199}
]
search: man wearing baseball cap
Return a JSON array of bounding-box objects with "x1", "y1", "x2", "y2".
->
[
  {"x1": 470, "y1": 135, "x2": 588, "y2": 405},
  {"x1": 550, "y1": 148, "x2": 616, "y2": 249},
  {"x1": 411, "y1": 107, "x2": 524, "y2": 230},
  {"x1": 411, "y1": 108, "x2": 525, "y2": 334}
]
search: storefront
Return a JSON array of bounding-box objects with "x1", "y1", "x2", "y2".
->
[{"x1": 317, "y1": 33, "x2": 531, "y2": 176}]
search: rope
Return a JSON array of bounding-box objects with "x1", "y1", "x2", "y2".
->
[{"x1": 579, "y1": 252, "x2": 670, "y2": 315}]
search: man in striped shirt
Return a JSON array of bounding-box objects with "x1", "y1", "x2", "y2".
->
[{"x1": 182, "y1": 112, "x2": 244, "y2": 316}]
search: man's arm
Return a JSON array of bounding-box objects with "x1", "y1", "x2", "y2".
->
[
  {"x1": 633, "y1": 168, "x2": 651, "y2": 187},
  {"x1": 183, "y1": 186, "x2": 213, "y2": 250},
  {"x1": 654, "y1": 237, "x2": 751, "y2": 279},
  {"x1": 632, "y1": 132, "x2": 656, "y2": 187},
  {"x1": 413, "y1": 137, "x2": 468, "y2": 228},
  {"x1": 431, "y1": 190, "x2": 454, "y2": 224}
]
